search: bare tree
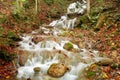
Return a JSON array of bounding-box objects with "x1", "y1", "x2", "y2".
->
[{"x1": 87, "y1": 0, "x2": 90, "y2": 19}]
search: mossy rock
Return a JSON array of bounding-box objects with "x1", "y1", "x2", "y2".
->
[
  {"x1": 95, "y1": 58, "x2": 113, "y2": 66},
  {"x1": 63, "y1": 42, "x2": 73, "y2": 51},
  {"x1": 47, "y1": 63, "x2": 70, "y2": 78}
]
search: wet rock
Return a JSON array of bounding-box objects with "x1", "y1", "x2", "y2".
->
[
  {"x1": 95, "y1": 58, "x2": 113, "y2": 66},
  {"x1": 32, "y1": 36, "x2": 44, "y2": 44},
  {"x1": 78, "y1": 42, "x2": 86, "y2": 49},
  {"x1": 67, "y1": 14, "x2": 81, "y2": 27},
  {"x1": 67, "y1": 13, "x2": 82, "y2": 19},
  {"x1": 47, "y1": 63, "x2": 70, "y2": 78},
  {"x1": 34, "y1": 67, "x2": 41, "y2": 73},
  {"x1": 17, "y1": 50, "x2": 30, "y2": 66},
  {"x1": 10, "y1": 42, "x2": 20, "y2": 48},
  {"x1": 63, "y1": 42, "x2": 73, "y2": 51},
  {"x1": 43, "y1": 76, "x2": 58, "y2": 80},
  {"x1": 48, "y1": 11, "x2": 61, "y2": 19},
  {"x1": 31, "y1": 67, "x2": 42, "y2": 80},
  {"x1": 31, "y1": 24, "x2": 39, "y2": 30},
  {"x1": 70, "y1": 38, "x2": 81, "y2": 44}
]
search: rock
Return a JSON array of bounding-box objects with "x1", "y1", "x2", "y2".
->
[
  {"x1": 70, "y1": 38, "x2": 81, "y2": 44},
  {"x1": 63, "y1": 42, "x2": 73, "y2": 51},
  {"x1": 95, "y1": 58, "x2": 113, "y2": 66},
  {"x1": 32, "y1": 36, "x2": 44, "y2": 44},
  {"x1": 31, "y1": 24, "x2": 39, "y2": 30},
  {"x1": 47, "y1": 63, "x2": 70, "y2": 78},
  {"x1": 34, "y1": 67, "x2": 41, "y2": 73},
  {"x1": 67, "y1": 13, "x2": 82, "y2": 19},
  {"x1": 17, "y1": 50, "x2": 31, "y2": 66},
  {"x1": 31, "y1": 67, "x2": 42, "y2": 80},
  {"x1": 10, "y1": 42, "x2": 20, "y2": 48},
  {"x1": 43, "y1": 75, "x2": 58, "y2": 80},
  {"x1": 67, "y1": 14, "x2": 82, "y2": 28}
]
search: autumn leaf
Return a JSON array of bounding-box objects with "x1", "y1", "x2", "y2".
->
[
  {"x1": 6, "y1": 76, "x2": 10, "y2": 79},
  {"x1": 102, "y1": 72, "x2": 110, "y2": 79}
]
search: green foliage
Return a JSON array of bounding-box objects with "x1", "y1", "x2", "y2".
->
[
  {"x1": 97, "y1": 0, "x2": 104, "y2": 4},
  {"x1": 44, "y1": 0, "x2": 54, "y2": 5},
  {"x1": 85, "y1": 64, "x2": 102, "y2": 79},
  {"x1": 13, "y1": 0, "x2": 28, "y2": 14},
  {"x1": 117, "y1": 27, "x2": 120, "y2": 32},
  {"x1": 0, "y1": 15, "x2": 7, "y2": 24},
  {"x1": 7, "y1": 31, "x2": 21, "y2": 41},
  {"x1": 86, "y1": 70, "x2": 96, "y2": 78},
  {"x1": 12, "y1": 13, "x2": 27, "y2": 23},
  {"x1": 77, "y1": 15, "x2": 91, "y2": 30},
  {"x1": 111, "y1": 63, "x2": 120, "y2": 69},
  {"x1": 80, "y1": 15, "x2": 90, "y2": 23},
  {"x1": 114, "y1": 14, "x2": 120, "y2": 23},
  {"x1": 80, "y1": 24, "x2": 90, "y2": 30},
  {"x1": 0, "y1": 27, "x2": 21, "y2": 46},
  {"x1": 0, "y1": 27, "x2": 5, "y2": 37},
  {"x1": 55, "y1": 0, "x2": 63, "y2": 5},
  {"x1": 23, "y1": 0, "x2": 30, "y2": 9}
]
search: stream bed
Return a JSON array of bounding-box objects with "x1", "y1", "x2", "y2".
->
[{"x1": 16, "y1": 0, "x2": 112, "y2": 80}]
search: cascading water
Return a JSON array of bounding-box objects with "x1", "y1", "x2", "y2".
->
[{"x1": 17, "y1": 0, "x2": 108, "y2": 80}]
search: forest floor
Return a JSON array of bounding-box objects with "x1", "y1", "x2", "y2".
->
[{"x1": 0, "y1": 0, "x2": 120, "y2": 80}]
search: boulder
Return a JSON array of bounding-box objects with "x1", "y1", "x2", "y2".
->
[
  {"x1": 47, "y1": 63, "x2": 70, "y2": 78},
  {"x1": 63, "y1": 42, "x2": 73, "y2": 51},
  {"x1": 95, "y1": 58, "x2": 113, "y2": 66},
  {"x1": 32, "y1": 36, "x2": 44, "y2": 44},
  {"x1": 34, "y1": 67, "x2": 41, "y2": 73},
  {"x1": 17, "y1": 50, "x2": 31, "y2": 66},
  {"x1": 31, "y1": 67, "x2": 42, "y2": 80}
]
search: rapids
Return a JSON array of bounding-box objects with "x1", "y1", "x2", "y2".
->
[{"x1": 17, "y1": 0, "x2": 107, "y2": 80}]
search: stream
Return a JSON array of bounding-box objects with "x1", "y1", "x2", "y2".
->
[{"x1": 17, "y1": 0, "x2": 108, "y2": 80}]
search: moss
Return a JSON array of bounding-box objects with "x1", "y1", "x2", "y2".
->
[{"x1": 63, "y1": 42, "x2": 73, "y2": 51}]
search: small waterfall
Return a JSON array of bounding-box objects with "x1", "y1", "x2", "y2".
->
[
  {"x1": 49, "y1": 15, "x2": 77, "y2": 29},
  {"x1": 16, "y1": 0, "x2": 106, "y2": 80},
  {"x1": 49, "y1": 0, "x2": 87, "y2": 29}
]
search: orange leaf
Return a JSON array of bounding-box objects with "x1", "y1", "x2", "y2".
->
[{"x1": 6, "y1": 76, "x2": 10, "y2": 79}]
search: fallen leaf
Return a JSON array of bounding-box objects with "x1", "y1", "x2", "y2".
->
[{"x1": 6, "y1": 76, "x2": 10, "y2": 79}]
